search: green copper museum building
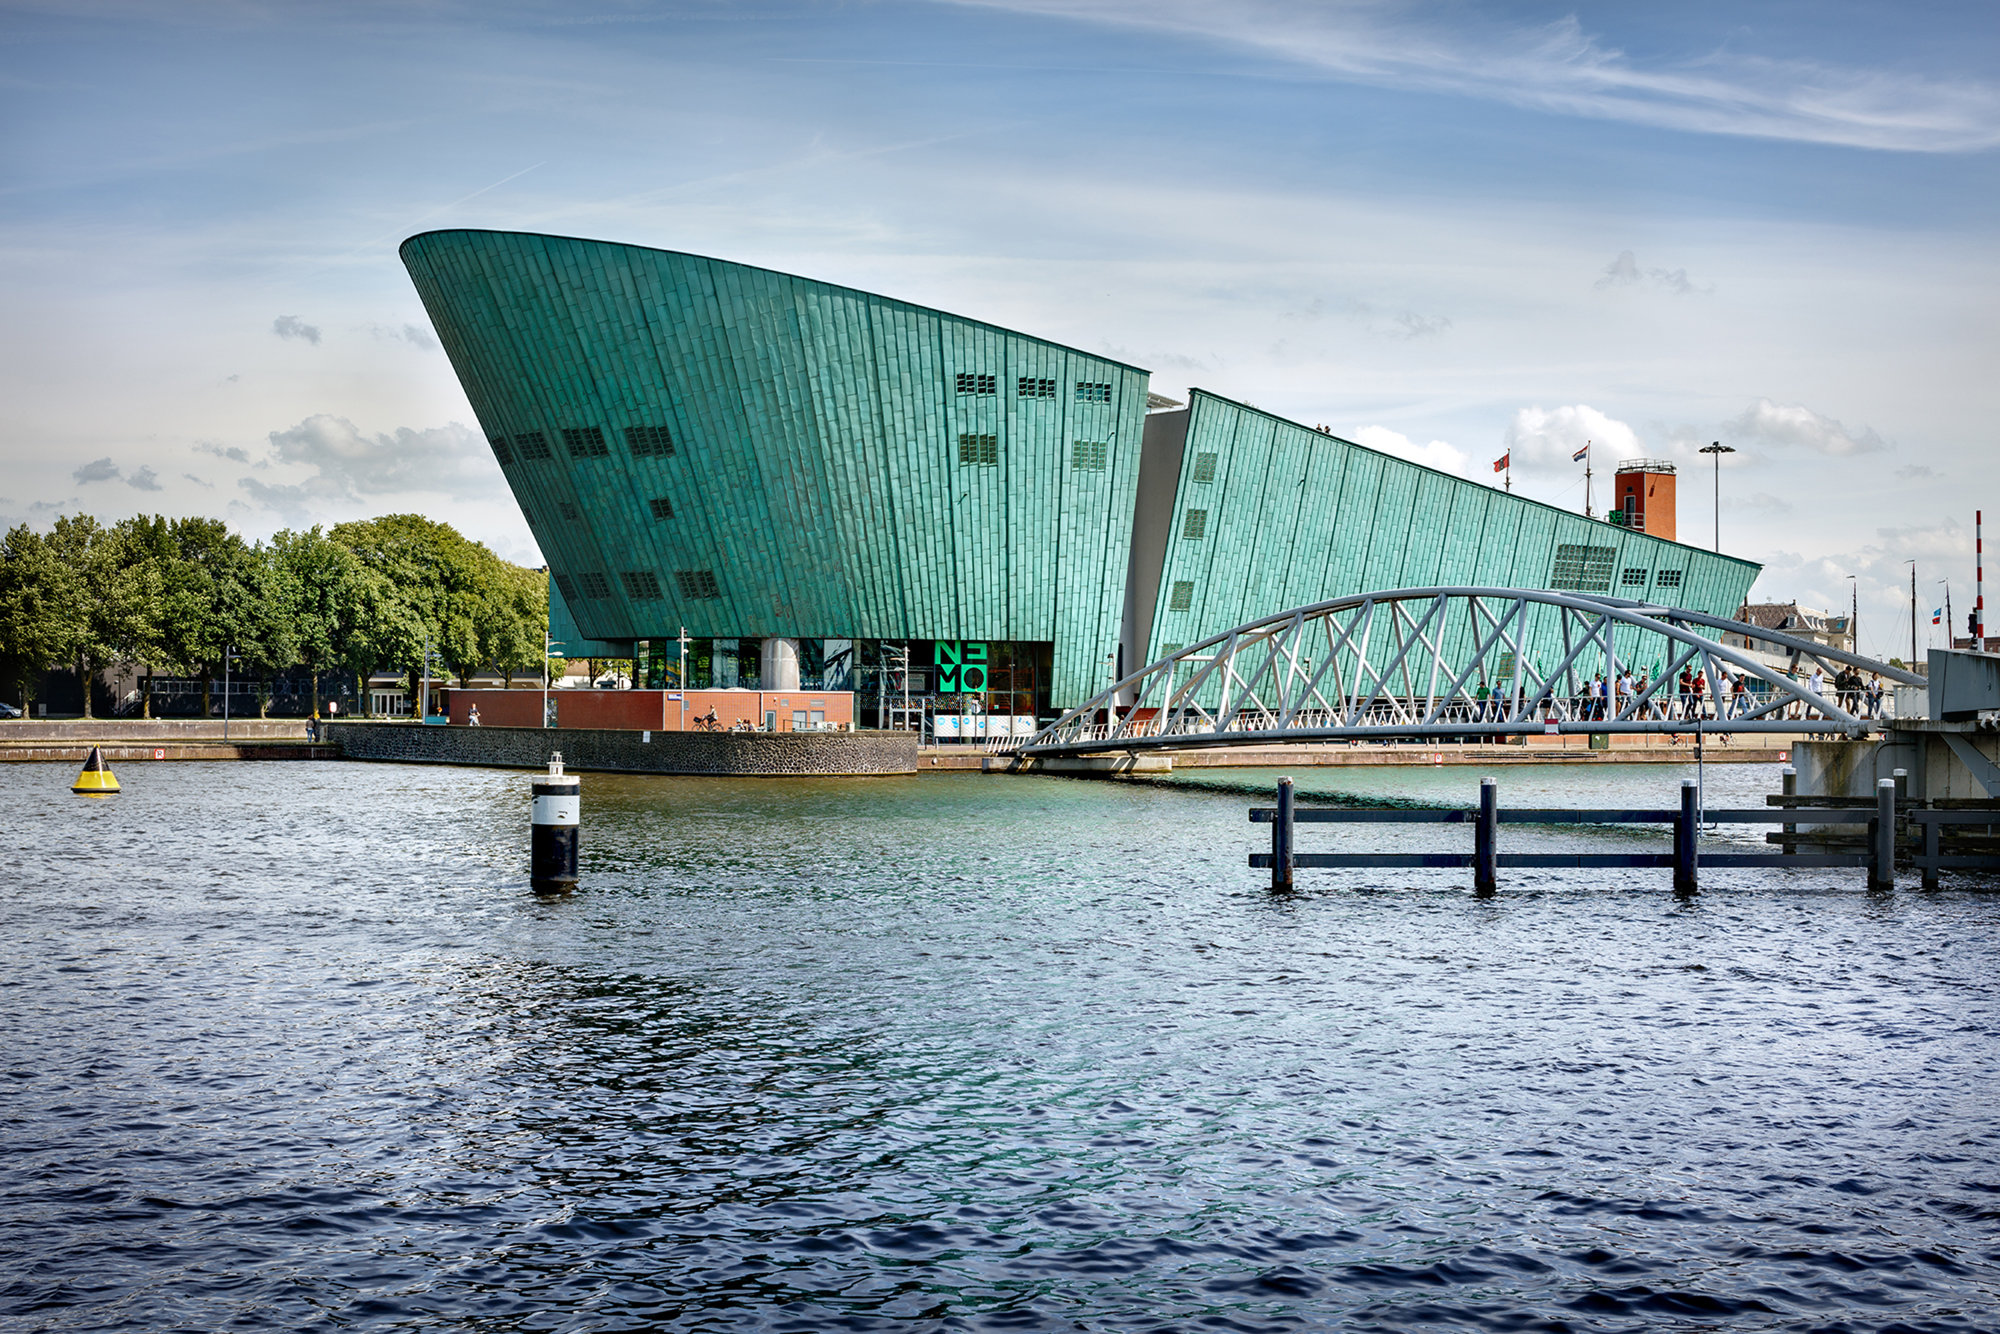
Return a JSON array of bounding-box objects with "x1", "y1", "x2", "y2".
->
[{"x1": 402, "y1": 229, "x2": 1760, "y2": 725}]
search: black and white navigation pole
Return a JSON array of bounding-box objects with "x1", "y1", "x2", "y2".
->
[{"x1": 530, "y1": 752, "x2": 580, "y2": 893}]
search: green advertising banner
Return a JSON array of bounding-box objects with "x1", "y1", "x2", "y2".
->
[{"x1": 936, "y1": 641, "x2": 988, "y2": 693}]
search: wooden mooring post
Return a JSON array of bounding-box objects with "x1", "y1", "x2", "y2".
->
[{"x1": 1246, "y1": 775, "x2": 1950, "y2": 891}]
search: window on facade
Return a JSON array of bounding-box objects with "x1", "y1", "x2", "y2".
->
[
  {"x1": 675, "y1": 569, "x2": 721, "y2": 600},
  {"x1": 1075, "y1": 381, "x2": 1112, "y2": 403},
  {"x1": 557, "y1": 500, "x2": 580, "y2": 521},
  {"x1": 954, "y1": 372, "x2": 996, "y2": 396},
  {"x1": 1191, "y1": 452, "x2": 1218, "y2": 483},
  {"x1": 648, "y1": 497, "x2": 674, "y2": 521},
  {"x1": 1169, "y1": 581, "x2": 1194, "y2": 612},
  {"x1": 958, "y1": 433, "x2": 999, "y2": 466},
  {"x1": 1656, "y1": 570, "x2": 1683, "y2": 588},
  {"x1": 626, "y1": 425, "x2": 675, "y2": 457},
  {"x1": 514, "y1": 431, "x2": 553, "y2": 461},
  {"x1": 489, "y1": 437, "x2": 515, "y2": 466},
  {"x1": 1550, "y1": 543, "x2": 1617, "y2": 592},
  {"x1": 553, "y1": 572, "x2": 578, "y2": 603},
  {"x1": 1621, "y1": 567, "x2": 1647, "y2": 586},
  {"x1": 1182, "y1": 508, "x2": 1208, "y2": 540},
  {"x1": 579, "y1": 572, "x2": 612, "y2": 600},
  {"x1": 563, "y1": 426, "x2": 609, "y2": 458},
  {"x1": 1070, "y1": 440, "x2": 1108, "y2": 471},
  {"x1": 620, "y1": 570, "x2": 664, "y2": 600},
  {"x1": 1018, "y1": 376, "x2": 1056, "y2": 398}
]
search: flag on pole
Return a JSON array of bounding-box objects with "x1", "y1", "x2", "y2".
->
[
  {"x1": 1933, "y1": 607, "x2": 1944, "y2": 625},
  {"x1": 1571, "y1": 445, "x2": 1589, "y2": 462},
  {"x1": 1492, "y1": 453, "x2": 1509, "y2": 473}
]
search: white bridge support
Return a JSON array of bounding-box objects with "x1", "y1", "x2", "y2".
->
[{"x1": 1025, "y1": 587, "x2": 1923, "y2": 757}]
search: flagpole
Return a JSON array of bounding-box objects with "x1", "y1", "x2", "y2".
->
[{"x1": 1584, "y1": 441, "x2": 1593, "y2": 519}]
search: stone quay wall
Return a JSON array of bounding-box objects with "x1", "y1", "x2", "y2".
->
[{"x1": 326, "y1": 722, "x2": 918, "y2": 776}]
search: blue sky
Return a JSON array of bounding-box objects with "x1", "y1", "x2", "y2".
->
[{"x1": 3, "y1": 0, "x2": 1995, "y2": 656}]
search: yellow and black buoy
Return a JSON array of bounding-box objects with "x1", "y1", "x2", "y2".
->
[{"x1": 72, "y1": 746, "x2": 120, "y2": 796}]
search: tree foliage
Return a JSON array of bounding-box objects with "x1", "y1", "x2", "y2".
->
[{"x1": 0, "y1": 511, "x2": 548, "y2": 713}]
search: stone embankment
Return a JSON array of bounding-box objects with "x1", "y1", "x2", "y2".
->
[
  {"x1": 327, "y1": 721, "x2": 919, "y2": 776},
  {"x1": 0, "y1": 718, "x2": 332, "y2": 763}
]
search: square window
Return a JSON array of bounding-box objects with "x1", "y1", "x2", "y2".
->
[
  {"x1": 675, "y1": 569, "x2": 721, "y2": 599},
  {"x1": 648, "y1": 497, "x2": 674, "y2": 521},
  {"x1": 1075, "y1": 381, "x2": 1112, "y2": 403},
  {"x1": 552, "y1": 572, "x2": 578, "y2": 603},
  {"x1": 1657, "y1": 570, "x2": 1683, "y2": 588},
  {"x1": 958, "y1": 432, "x2": 999, "y2": 466},
  {"x1": 1621, "y1": 567, "x2": 1647, "y2": 586},
  {"x1": 1191, "y1": 452, "x2": 1218, "y2": 483},
  {"x1": 563, "y1": 426, "x2": 608, "y2": 458},
  {"x1": 557, "y1": 500, "x2": 580, "y2": 521},
  {"x1": 514, "y1": 431, "x2": 553, "y2": 461},
  {"x1": 579, "y1": 572, "x2": 612, "y2": 599},
  {"x1": 1169, "y1": 581, "x2": 1194, "y2": 612},
  {"x1": 1182, "y1": 508, "x2": 1208, "y2": 540},
  {"x1": 620, "y1": 570, "x2": 664, "y2": 600},
  {"x1": 1550, "y1": 543, "x2": 1616, "y2": 592},
  {"x1": 1017, "y1": 376, "x2": 1056, "y2": 398},
  {"x1": 954, "y1": 372, "x2": 996, "y2": 395},
  {"x1": 626, "y1": 425, "x2": 675, "y2": 457},
  {"x1": 1070, "y1": 440, "x2": 1108, "y2": 471},
  {"x1": 489, "y1": 436, "x2": 515, "y2": 466}
]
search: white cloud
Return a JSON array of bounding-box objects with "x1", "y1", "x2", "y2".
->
[
  {"x1": 271, "y1": 314, "x2": 321, "y2": 344},
  {"x1": 72, "y1": 456, "x2": 120, "y2": 484},
  {"x1": 954, "y1": 1, "x2": 2000, "y2": 152},
  {"x1": 1724, "y1": 398, "x2": 1884, "y2": 456},
  {"x1": 239, "y1": 414, "x2": 508, "y2": 521},
  {"x1": 1594, "y1": 250, "x2": 1708, "y2": 294},
  {"x1": 1503, "y1": 404, "x2": 1644, "y2": 468},
  {"x1": 1352, "y1": 425, "x2": 1468, "y2": 477}
]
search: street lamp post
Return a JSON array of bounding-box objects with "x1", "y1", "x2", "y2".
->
[
  {"x1": 543, "y1": 630, "x2": 565, "y2": 729},
  {"x1": 1699, "y1": 441, "x2": 1735, "y2": 552}
]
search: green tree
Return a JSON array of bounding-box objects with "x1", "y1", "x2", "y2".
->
[
  {"x1": 271, "y1": 525, "x2": 373, "y2": 714},
  {"x1": 0, "y1": 524, "x2": 82, "y2": 710},
  {"x1": 153, "y1": 518, "x2": 291, "y2": 716},
  {"x1": 482, "y1": 563, "x2": 548, "y2": 687}
]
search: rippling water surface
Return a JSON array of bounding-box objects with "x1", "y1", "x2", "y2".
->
[{"x1": 4, "y1": 758, "x2": 1997, "y2": 1331}]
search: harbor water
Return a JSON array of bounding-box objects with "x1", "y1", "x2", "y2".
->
[{"x1": 3, "y1": 759, "x2": 1996, "y2": 1330}]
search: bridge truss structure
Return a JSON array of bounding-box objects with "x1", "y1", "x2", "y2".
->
[{"x1": 1025, "y1": 587, "x2": 1922, "y2": 756}]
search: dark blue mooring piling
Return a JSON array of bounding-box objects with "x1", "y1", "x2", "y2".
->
[{"x1": 531, "y1": 752, "x2": 579, "y2": 893}]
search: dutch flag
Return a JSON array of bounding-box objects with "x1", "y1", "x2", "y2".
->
[{"x1": 1571, "y1": 445, "x2": 1590, "y2": 462}]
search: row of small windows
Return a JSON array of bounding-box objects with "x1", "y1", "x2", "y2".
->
[
  {"x1": 1550, "y1": 544, "x2": 1618, "y2": 593},
  {"x1": 553, "y1": 497, "x2": 673, "y2": 523},
  {"x1": 555, "y1": 568, "x2": 718, "y2": 603},
  {"x1": 1071, "y1": 440, "x2": 1108, "y2": 472},
  {"x1": 489, "y1": 424, "x2": 675, "y2": 466},
  {"x1": 1620, "y1": 567, "x2": 1684, "y2": 588},
  {"x1": 953, "y1": 374, "x2": 1116, "y2": 402},
  {"x1": 960, "y1": 434, "x2": 1115, "y2": 469},
  {"x1": 959, "y1": 433, "x2": 999, "y2": 466}
]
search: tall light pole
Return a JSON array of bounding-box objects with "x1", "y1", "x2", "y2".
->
[
  {"x1": 1845, "y1": 574, "x2": 1858, "y2": 656},
  {"x1": 1699, "y1": 441, "x2": 1735, "y2": 552}
]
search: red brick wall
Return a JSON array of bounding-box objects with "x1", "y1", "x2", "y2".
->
[
  {"x1": 444, "y1": 689, "x2": 545, "y2": 728},
  {"x1": 446, "y1": 689, "x2": 854, "y2": 731}
]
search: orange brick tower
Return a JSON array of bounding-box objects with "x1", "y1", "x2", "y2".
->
[{"x1": 1614, "y1": 460, "x2": 1677, "y2": 541}]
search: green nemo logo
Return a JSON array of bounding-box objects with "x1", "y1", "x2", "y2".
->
[{"x1": 936, "y1": 641, "x2": 988, "y2": 693}]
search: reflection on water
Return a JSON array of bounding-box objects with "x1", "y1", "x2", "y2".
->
[{"x1": 2, "y1": 760, "x2": 1997, "y2": 1331}]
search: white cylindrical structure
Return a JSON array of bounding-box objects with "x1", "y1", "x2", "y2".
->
[
  {"x1": 760, "y1": 637, "x2": 801, "y2": 691},
  {"x1": 531, "y1": 751, "x2": 580, "y2": 892}
]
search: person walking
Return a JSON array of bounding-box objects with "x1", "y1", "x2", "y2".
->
[{"x1": 469, "y1": 703, "x2": 482, "y2": 727}]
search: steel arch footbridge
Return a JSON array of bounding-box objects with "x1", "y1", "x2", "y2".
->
[{"x1": 1023, "y1": 587, "x2": 1920, "y2": 757}]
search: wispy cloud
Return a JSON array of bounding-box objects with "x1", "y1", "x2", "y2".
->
[
  {"x1": 272, "y1": 314, "x2": 321, "y2": 344},
  {"x1": 1595, "y1": 250, "x2": 1709, "y2": 295},
  {"x1": 239, "y1": 414, "x2": 507, "y2": 521},
  {"x1": 126, "y1": 465, "x2": 161, "y2": 492},
  {"x1": 954, "y1": 1, "x2": 2000, "y2": 152},
  {"x1": 1724, "y1": 398, "x2": 1884, "y2": 456},
  {"x1": 194, "y1": 440, "x2": 251, "y2": 463},
  {"x1": 73, "y1": 456, "x2": 121, "y2": 484}
]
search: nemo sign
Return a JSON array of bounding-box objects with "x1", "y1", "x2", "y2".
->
[{"x1": 935, "y1": 641, "x2": 988, "y2": 693}]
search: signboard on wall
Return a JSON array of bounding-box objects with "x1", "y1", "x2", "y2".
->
[{"x1": 936, "y1": 641, "x2": 988, "y2": 693}]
